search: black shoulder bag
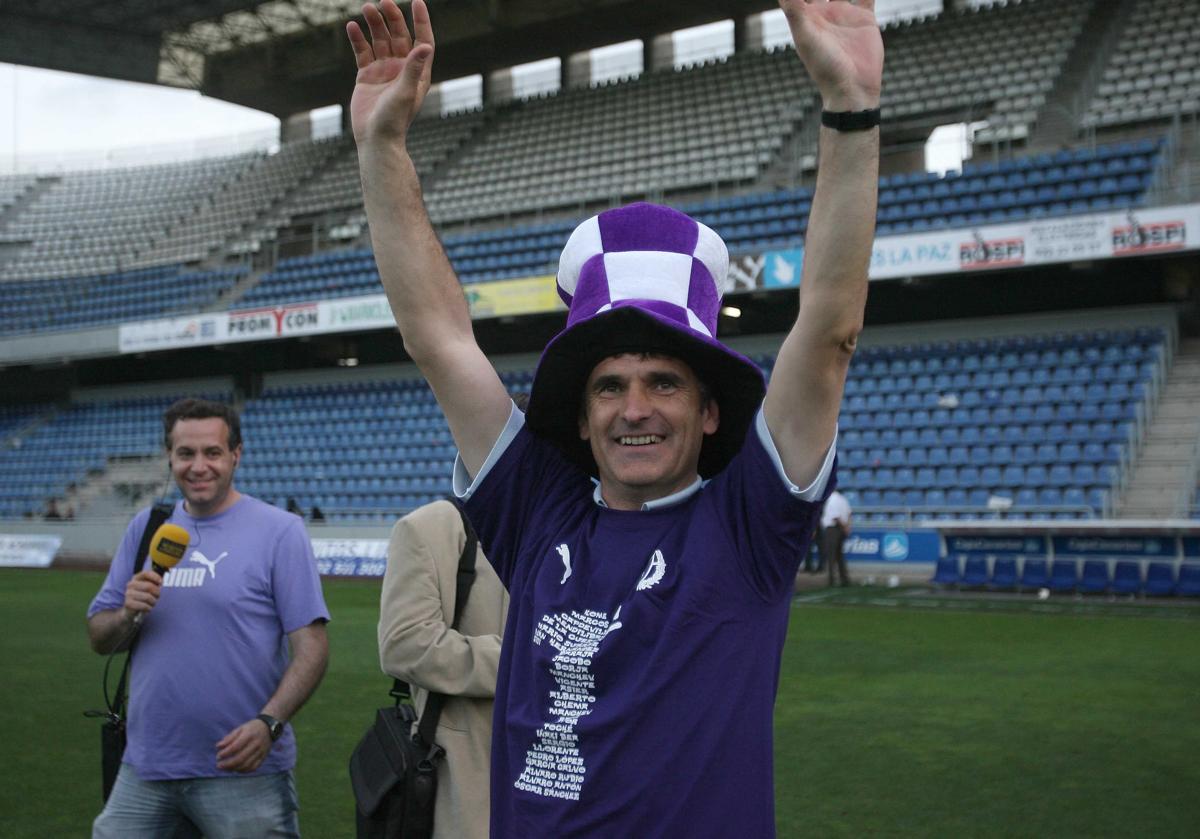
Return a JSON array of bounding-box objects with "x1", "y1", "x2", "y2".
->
[
  {"x1": 350, "y1": 502, "x2": 479, "y2": 839},
  {"x1": 84, "y1": 502, "x2": 173, "y2": 802}
]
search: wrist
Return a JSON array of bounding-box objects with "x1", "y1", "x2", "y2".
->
[
  {"x1": 357, "y1": 134, "x2": 414, "y2": 163},
  {"x1": 820, "y1": 89, "x2": 881, "y2": 114}
]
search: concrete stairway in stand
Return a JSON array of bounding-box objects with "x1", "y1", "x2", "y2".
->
[{"x1": 1116, "y1": 338, "x2": 1200, "y2": 518}]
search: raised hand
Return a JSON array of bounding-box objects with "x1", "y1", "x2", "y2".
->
[
  {"x1": 346, "y1": 0, "x2": 435, "y2": 145},
  {"x1": 778, "y1": 0, "x2": 884, "y2": 111}
]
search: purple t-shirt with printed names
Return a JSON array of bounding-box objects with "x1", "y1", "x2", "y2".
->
[
  {"x1": 462, "y1": 419, "x2": 833, "y2": 838},
  {"x1": 88, "y1": 495, "x2": 330, "y2": 781}
]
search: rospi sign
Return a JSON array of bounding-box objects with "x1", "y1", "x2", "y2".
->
[
  {"x1": 1111, "y1": 217, "x2": 1186, "y2": 254},
  {"x1": 960, "y1": 234, "x2": 1025, "y2": 268}
]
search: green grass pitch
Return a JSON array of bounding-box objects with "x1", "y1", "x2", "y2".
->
[{"x1": 1, "y1": 569, "x2": 1197, "y2": 837}]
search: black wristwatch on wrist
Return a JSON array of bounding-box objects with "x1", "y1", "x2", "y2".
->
[
  {"x1": 256, "y1": 713, "x2": 285, "y2": 742},
  {"x1": 821, "y1": 107, "x2": 882, "y2": 131}
]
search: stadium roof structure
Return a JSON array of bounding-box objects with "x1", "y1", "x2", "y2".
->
[{"x1": 1, "y1": 0, "x2": 778, "y2": 117}]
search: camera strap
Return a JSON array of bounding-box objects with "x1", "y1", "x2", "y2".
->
[
  {"x1": 390, "y1": 499, "x2": 479, "y2": 753},
  {"x1": 108, "y1": 502, "x2": 175, "y2": 717}
]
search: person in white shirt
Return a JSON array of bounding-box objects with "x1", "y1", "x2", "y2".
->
[{"x1": 819, "y1": 489, "x2": 852, "y2": 586}]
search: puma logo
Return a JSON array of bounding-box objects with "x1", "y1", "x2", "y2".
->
[{"x1": 192, "y1": 550, "x2": 229, "y2": 579}]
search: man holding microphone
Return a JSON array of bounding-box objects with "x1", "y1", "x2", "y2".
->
[{"x1": 87, "y1": 398, "x2": 329, "y2": 838}]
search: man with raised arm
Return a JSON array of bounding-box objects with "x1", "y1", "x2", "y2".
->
[{"x1": 347, "y1": 0, "x2": 882, "y2": 834}]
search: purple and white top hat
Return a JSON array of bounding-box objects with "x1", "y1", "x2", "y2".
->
[{"x1": 525, "y1": 202, "x2": 766, "y2": 477}]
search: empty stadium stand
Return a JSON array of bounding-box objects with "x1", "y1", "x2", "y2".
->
[
  {"x1": 134, "y1": 140, "x2": 340, "y2": 268},
  {"x1": 0, "y1": 322, "x2": 1168, "y2": 525},
  {"x1": 831, "y1": 326, "x2": 1168, "y2": 523},
  {"x1": 274, "y1": 110, "x2": 486, "y2": 240},
  {"x1": 881, "y1": 0, "x2": 1094, "y2": 143},
  {"x1": 0, "y1": 264, "x2": 249, "y2": 337},
  {"x1": 0, "y1": 133, "x2": 1167, "y2": 325},
  {"x1": 231, "y1": 135, "x2": 1165, "y2": 309},
  {"x1": 1084, "y1": 0, "x2": 1200, "y2": 129},
  {"x1": 424, "y1": 49, "x2": 814, "y2": 223},
  {"x1": 0, "y1": 0, "x2": 1188, "y2": 322},
  {"x1": 0, "y1": 154, "x2": 256, "y2": 282},
  {"x1": 0, "y1": 394, "x2": 228, "y2": 520}
]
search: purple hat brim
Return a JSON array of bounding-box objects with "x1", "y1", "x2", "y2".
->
[{"x1": 525, "y1": 306, "x2": 766, "y2": 478}]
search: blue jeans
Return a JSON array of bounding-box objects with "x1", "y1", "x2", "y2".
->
[{"x1": 93, "y1": 763, "x2": 300, "y2": 838}]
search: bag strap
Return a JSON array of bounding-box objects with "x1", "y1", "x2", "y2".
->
[
  {"x1": 110, "y1": 502, "x2": 175, "y2": 715},
  {"x1": 390, "y1": 500, "x2": 480, "y2": 751},
  {"x1": 133, "y1": 502, "x2": 175, "y2": 575}
]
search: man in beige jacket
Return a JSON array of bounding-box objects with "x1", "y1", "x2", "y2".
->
[{"x1": 379, "y1": 499, "x2": 509, "y2": 839}]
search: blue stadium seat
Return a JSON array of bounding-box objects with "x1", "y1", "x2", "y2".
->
[
  {"x1": 1048, "y1": 560, "x2": 1078, "y2": 593},
  {"x1": 1063, "y1": 488, "x2": 1088, "y2": 511},
  {"x1": 1071, "y1": 464, "x2": 1099, "y2": 487},
  {"x1": 1000, "y1": 465, "x2": 1025, "y2": 488},
  {"x1": 1079, "y1": 560, "x2": 1111, "y2": 594},
  {"x1": 1144, "y1": 563, "x2": 1176, "y2": 596},
  {"x1": 1034, "y1": 443, "x2": 1058, "y2": 464},
  {"x1": 932, "y1": 557, "x2": 961, "y2": 586},
  {"x1": 1112, "y1": 561, "x2": 1142, "y2": 595},
  {"x1": 1057, "y1": 441, "x2": 1082, "y2": 462},
  {"x1": 990, "y1": 557, "x2": 1018, "y2": 590},
  {"x1": 957, "y1": 466, "x2": 981, "y2": 488},
  {"x1": 1020, "y1": 558, "x2": 1049, "y2": 590},
  {"x1": 1047, "y1": 465, "x2": 1072, "y2": 487},
  {"x1": 1177, "y1": 564, "x2": 1200, "y2": 597},
  {"x1": 961, "y1": 557, "x2": 989, "y2": 587},
  {"x1": 882, "y1": 489, "x2": 904, "y2": 507},
  {"x1": 1015, "y1": 488, "x2": 1039, "y2": 508}
]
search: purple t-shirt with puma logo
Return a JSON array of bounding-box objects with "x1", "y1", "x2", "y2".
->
[
  {"x1": 458, "y1": 409, "x2": 834, "y2": 837},
  {"x1": 88, "y1": 495, "x2": 329, "y2": 780}
]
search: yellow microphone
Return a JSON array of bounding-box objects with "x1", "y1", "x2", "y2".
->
[
  {"x1": 132, "y1": 523, "x2": 190, "y2": 628},
  {"x1": 149, "y1": 523, "x2": 190, "y2": 575}
]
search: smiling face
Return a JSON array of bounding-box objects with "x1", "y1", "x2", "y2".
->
[
  {"x1": 167, "y1": 417, "x2": 242, "y2": 518},
  {"x1": 579, "y1": 353, "x2": 719, "y2": 510}
]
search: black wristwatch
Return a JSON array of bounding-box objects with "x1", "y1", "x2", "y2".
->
[
  {"x1": 256, "y1": 713, "x2": 285, "y2": 742},
  {"x1": 821, "y1": 107, "x2": 882, "y2": 132}
]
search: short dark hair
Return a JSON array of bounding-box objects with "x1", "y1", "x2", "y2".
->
[{"x1": 163, "y1": 398, "x2": 242, "y2": 450}]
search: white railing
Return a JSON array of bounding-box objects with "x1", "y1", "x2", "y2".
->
[{"x1": 854, "y1": 504, "x2": 1099, "y2": 529}]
